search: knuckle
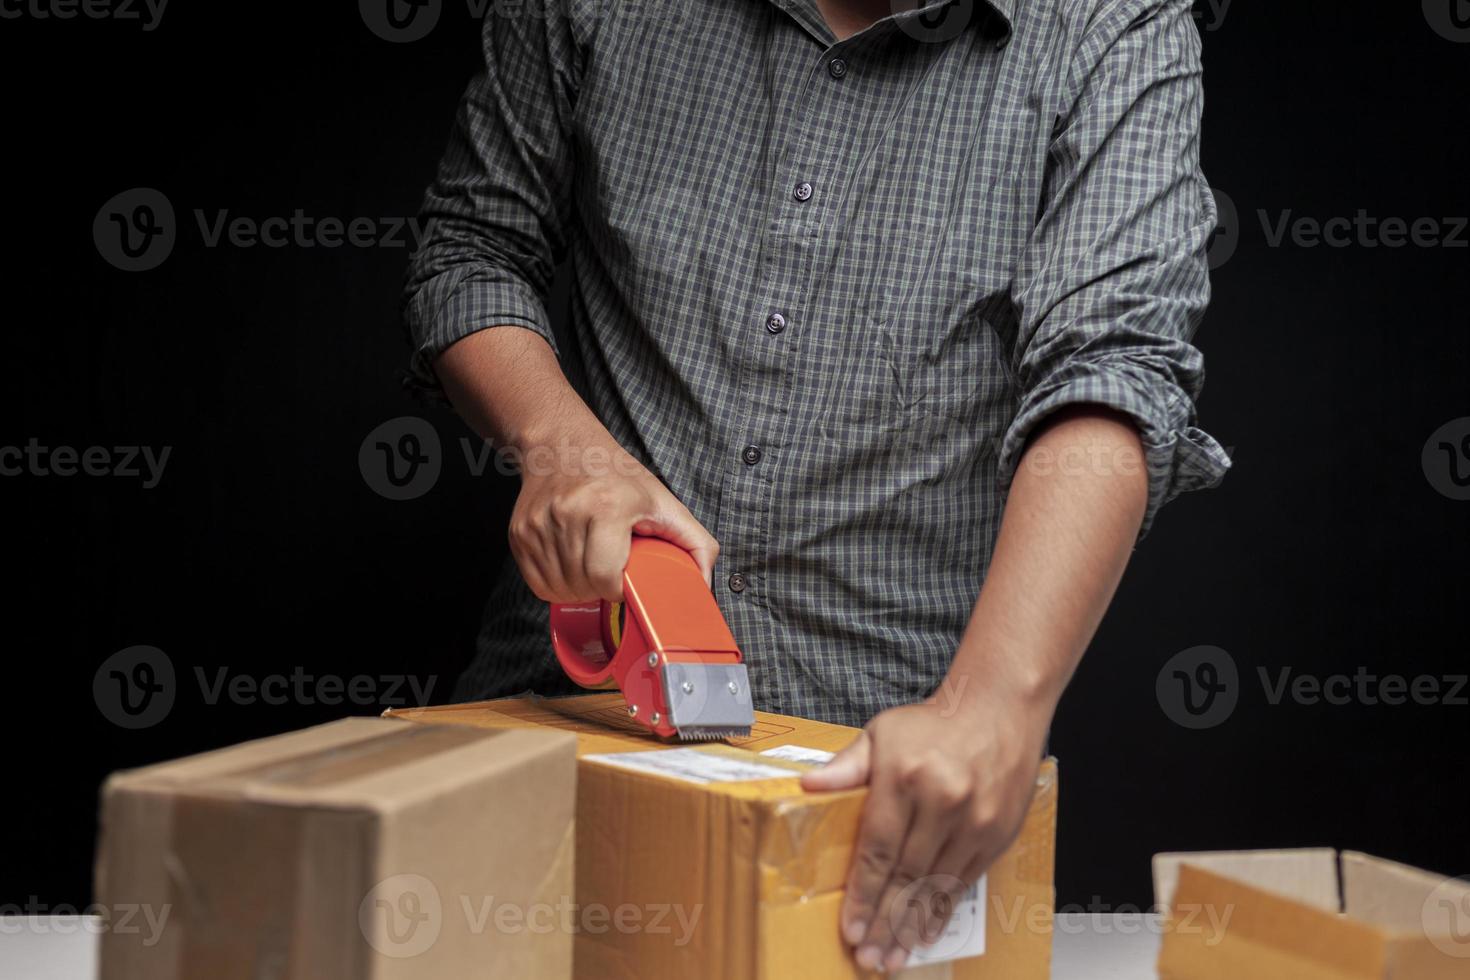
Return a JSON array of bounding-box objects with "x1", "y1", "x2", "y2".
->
[
  {"x1": 891, "y1": 863, "x2": 925, "y2": 889},
  {"x1": 966, "y1": 801, "x2": 1000, "y2": 838},
  {"x1": 858, "y1": 842, "x2": 897, "y2": 875},
  {"x1": 927, "y1": 773, "x2": 970, "y2": 812},
  {"x1": 547, "y1": 495, "x2": 581, "y2": 526}
]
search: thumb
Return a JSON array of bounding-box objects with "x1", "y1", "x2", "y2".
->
[
  {"x1": 801, "y1": 731, "x2": 872, "y2": 791},
  {"x1": 633, "y1": 505, "x2": 719, "y2": 587}
]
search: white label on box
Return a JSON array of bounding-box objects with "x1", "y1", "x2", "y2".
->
[
  {"x1": 904, "y1": 875, "x2": 987, "y2": 966},
  {"x1": 584, "y1": 748, "x2": 797, "y2": 785},
  {"x1": 759, "y1": 745, "x2": 836, "y2": 765}
]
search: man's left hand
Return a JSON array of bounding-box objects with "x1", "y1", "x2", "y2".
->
[{"x1": 800, "y1": 693, "x2": 1048, "y2": 973}]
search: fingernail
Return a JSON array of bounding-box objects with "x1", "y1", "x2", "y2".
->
[
  {"x1": 884, "y1": 947, "x2": 909, "y2": 973},
  {"x1": 843, "y1": 918, "x2": 868, "y2": 945},
  {"x1": 856, "y1": 945, "x2": 883, "y2": 971}
]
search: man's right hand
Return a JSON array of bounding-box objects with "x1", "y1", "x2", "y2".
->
[
  {"x1": 509, "y1": 439, "x2": 718, "y2": 603},
  {"x1": 433, "y1": 326, "x2": 717, "y2": 605}
]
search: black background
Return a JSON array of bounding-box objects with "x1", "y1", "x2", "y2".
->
[{"x1": 3, "y1": 0, "x2": 1467, "y2": 915}]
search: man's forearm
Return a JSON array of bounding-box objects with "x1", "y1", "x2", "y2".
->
[
  {"x1": 433, "y1": 324, "x2": 721, "y2": 598},
  {"x1": 434, "y1": 325, "x2": 613, "y2": 454},
  {"x1": 945, "y1": 406, "x2": 1150, "y2": 725}
]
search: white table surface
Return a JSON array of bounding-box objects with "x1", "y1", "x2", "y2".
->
[{"x1": 2, "y1": 913, "x2": 1163, "y2": 978}]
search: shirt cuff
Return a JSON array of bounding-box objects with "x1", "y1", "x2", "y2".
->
[
  {"x1": 403, "y1": 267, "x2": 558, "y2": 401},
  {"x1": 996, "y1": 357, "x2": 1231, "y2": 538}
]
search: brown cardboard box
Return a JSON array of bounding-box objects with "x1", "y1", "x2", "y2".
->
[
  {"x1": 1153, "y1": 848, "x2": 1470, "y2": 979},
  {"x1": 387, "y1": 694, "x2": 1058, "y2": 980},
  {"x1": 95, "y1": 717, "x2": 577, "y2": 980}
]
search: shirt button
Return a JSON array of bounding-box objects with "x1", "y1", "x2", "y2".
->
[
  {"x1": 828, "y1": 58, "x2": 848, "y2": 79},
  {"x1": 728, "y1": 572, "x2": 748, "y2": 593},
  {"x1": 741, "y1": 445, "x2": 763, "y2": 466},
  {"x1": 766, "y1": 311, "x2": 787, "y2": 334},
  {"x1": 793, "y1": 181, "x2": 813, "y2": 202}
]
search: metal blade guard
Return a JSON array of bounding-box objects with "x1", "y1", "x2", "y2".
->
[{"x1": 549, "y1": 537, "x2": 754, "y2": 740}]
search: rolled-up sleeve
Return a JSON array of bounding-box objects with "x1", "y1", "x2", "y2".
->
[
  {"x1": 997, "y1": 0, "x2": 1231, "y2": 536},
  {"x1": 401, "y1": 0, "x2": 591, "y2": 397}
]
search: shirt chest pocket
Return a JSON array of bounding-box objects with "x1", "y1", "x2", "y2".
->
[{"x1": 839, "y1": 172, "x2": 1024, "y2": 437}]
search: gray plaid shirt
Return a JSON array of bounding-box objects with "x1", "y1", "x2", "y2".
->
[{"x1": 403, "y1": 0, "x2": 1230, "y2": 725}]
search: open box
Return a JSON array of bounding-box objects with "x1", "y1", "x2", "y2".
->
[{"x1": 1152, "y1": 848, "x2": 1470, "y2": 979}]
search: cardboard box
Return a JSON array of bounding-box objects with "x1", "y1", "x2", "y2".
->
[
  {"x1": 387, "y1": 694, "x2": 1058, "y2": 980},
  {"x1": 1153, "y1": 848, "x2": 1470, "y2": 979},
  {"x1": 95, "y1": 717, "x2": 577, "y2": 980}
]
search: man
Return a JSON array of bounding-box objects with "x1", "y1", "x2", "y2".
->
[{"x1": 403, "y1": 0, "x2": 1228, "y2": 969}]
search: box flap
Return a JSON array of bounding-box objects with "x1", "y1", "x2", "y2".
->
[
  {"x1": 105, "y1": 716, "x2": 561, "y2": 811},
  {"x1": 1157, "y1": 863, "x2": 1389, "y2": 980},
  {"x1": 1341, "y1": 851, "x2": 1468, "y2": 932},
  {"x1": 1153, "y1": 848, "x2": 1339, "y2": 913}
]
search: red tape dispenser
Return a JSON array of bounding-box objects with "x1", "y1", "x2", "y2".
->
[{"x1": 549, "y1": 537, "x2": 754, "y2": 740}]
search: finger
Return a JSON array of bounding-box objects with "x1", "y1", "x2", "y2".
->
[
  {"x1": 583, "y1": 516, "x2": 633, "y2": 601},
  {"x1": 800, "y1": 731, "x2": 871, "y2": 792},
  {"x1": 885, "y1": 826, "x2": 981, "y2": 972},
  {"x1": 509, "y1": 532, "x2": 554, "y2": 603},
  {"x1": 871, "y1": 801, "x2": 959, "y2": 971},
  {"x1": 888, "y1": 871, "x2": 973, "y2": 973},
  {"x1": 530, "y1": 515, "x2": 573, "y2": 602},
  {"x1": 843, "y1": 755, "x2": 914, "y2": 966},
  {"x1": 549, "y1": 507, "x2": 591, "y2": 600},
  {"x1": 632, "y1": 504, "x2": 718, "y2": 586}
]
